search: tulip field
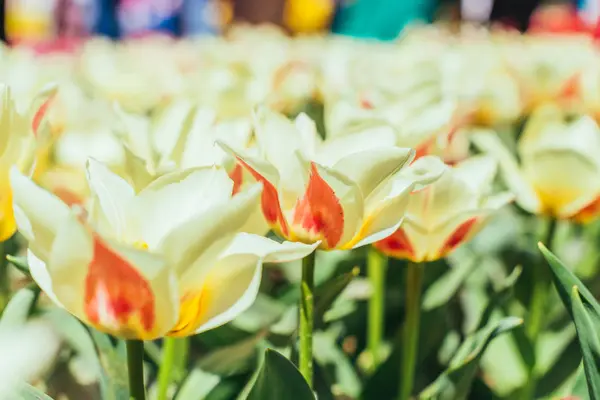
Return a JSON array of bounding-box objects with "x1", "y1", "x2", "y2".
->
[{"x1": 3, "y1": 25, "x2": 600, "y2": 400}]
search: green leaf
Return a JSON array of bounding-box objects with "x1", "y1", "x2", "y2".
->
[
  {"x1": 247, "y1": 349, "x2": 315, "y2": 400},
  {"x1": 571, "y1": 286, "x2": 600, "y2": 399},
  {"x1": 89, "y1": 330, "x2": 129, "y2": 400},
  {"x1": 0, "y1": 285, "x2": 39, "y2": 327},
  {"x1": 423, "y1": 257, "x2": 477, "y2": 311},
  {"x1": 17, "y1": 383, "x2": 54, "y2": 399},
  {"x1": 176, "y1": 367, "x2": 221, "y2": 400},
  {"x1": 420, "y1": 317, "x2": 523, "y2": 400},
  {"x1": 477, "y1": 265, "x2": 522, "y2": 330},
  {"x1": 315, "y1": 267, "x2": 360, "y2": 326},
  {"x1": 313, "y1": 329, "x2": 361, "y2": 398},
  {"x1": 571, "y1": 364, "x2": 589, "y2": 399},
  {"x1": 6, "y1": 255, "x2": 30, "y2": 276},
  {"x1": 199, "y1": 332, "x2": 266, "y2": 376},
  {"x1": 538, "y1": 243, "x2": 600, "y2": 319}
]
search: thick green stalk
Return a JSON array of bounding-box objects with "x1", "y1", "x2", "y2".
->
[
  {"x1": 399, "y1": 262, "x2": 424, "y2": 400},
  {"x1": 126, "y1": 340, "x2": 146, "y2": 400},
  {"x1": 156, "y1": 337, "x2": 177, "y2": 400},
  {"x1": 299, "y1": 251, "x2": 316, "y2": 387},
  {"x1": 522, "y1": 218, "x2": 557, "y2": 399},
  {"x1": 367, "y1": 247, "x2": 387, "y2": 370}
]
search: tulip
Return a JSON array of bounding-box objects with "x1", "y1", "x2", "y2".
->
[
  {"x1": 373, "y1": 155, "x2": 513, "y2": 262},
  {"x1": 0, "y1": 84, "x2": 56, "y2": 241},
  {"x1": 471, "y1": 104, "x2": 600, "y2": 398},
  {"x1": 114, "y1": 101, "x2": 252, "y2": 193},
  {"x1": 372, "y1": 155, "x2": 511, "y2": 400},
  {"x1": 472, "y1": 104, "x2": 600, "y2": 222},
  {"x1": 325, "y1": 90, "x2": 470, "y2": 164},
  {"x1": 221, "y1": 108, "x2": 445, "y2": 251},
  {"x1": 10, "y1": 160, "x2": 317, "y2": 340},
  {"x1": 221, "y1": 108, "x2": 444, "y2": 386}
]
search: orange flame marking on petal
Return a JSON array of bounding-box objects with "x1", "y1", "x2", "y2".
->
[
  {"x1": 84, "y1": 235, "x2": 155, "y2": 338},
  {"x1": 236, "y1": 157, "x2": 289, "y2": 236},
  {"x1": 558, "y1": 72, "x2": 581, "y2": 101},
  {"x1": 414, "y1": 138, "x2": 435, "y2": 161},
  {"x1": 292, "y1": 163, "x2": 344, "y2": 248},
  {"x1": 229, "y1": 163, "x2": 244, "y2": 195},
  {"x1": 571, "y1": 194, "x2": 600, "y2": 223},
  {"x1": 32, "y1": 93, "x2": 56, "y2": 136},
  {"x1": 373, "y1": 228, "x2": 415, "y2": 260},
  {"x1": 53, "y1": 187, "x2": 83, "y2": 207},
  {"x1": 439, "y1": 217, "x2": 478, "y2": 257}
]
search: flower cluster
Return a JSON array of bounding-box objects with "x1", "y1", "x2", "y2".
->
[{"x1": 1, "y1": 25, "x2": 598, "y2": 348}]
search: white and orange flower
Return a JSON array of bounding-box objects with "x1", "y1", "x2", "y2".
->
[
  {"x1": 0, "y1": 83, "x2": 56, "y2": 241},
  {"x1": 11, "y1": 160, "x2": 317, "y2": 339},
  {"x1": 114, "y1": 100, "x2": 252, "y2": 193},
  {"x1": 473, "y1": 104, "x2": 600, "y2": 222},
  {"x1": 221, "y1": 108, "x2": 445, "y2": 250},
  {"x1": 374, "y1": 156, "x2": 513, "y2": 262}
]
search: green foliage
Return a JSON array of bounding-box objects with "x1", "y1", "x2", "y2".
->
[
  {"x1": 247, "y1": 349, "x2": 315, "y2": 400},
  {"x1": 540, "y1": 244, "x2": 600, "y2": 399}
]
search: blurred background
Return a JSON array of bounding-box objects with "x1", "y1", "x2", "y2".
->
[{"x1": 0, "y1": 0, "x2": 598, "y2": 46}]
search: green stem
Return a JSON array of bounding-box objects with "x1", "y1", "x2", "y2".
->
[
  {"x1": 156, "y1": 338, "x2": 177, "y2": 400},
  {"x1": 126, "y1": 340, "x2": 146, "y2": 400},
  {"x1": 299, "y1": 251, "x2": 316, "y2": 387},
  {"x1": 367, "y1": 247, "x2": 387, "y2": 371},
  {"x1": 522, "y1": 218, "x2": 557, "y2": 399},
  {"x1": 399, "y1": 262, "x2": 424, "y2": 400},
  {"x1": 173, "y1": 337, "x2": 189, "y2": 383},
  {"x1": 0, "y1": 241, "x2": 9, "y2": 313}
]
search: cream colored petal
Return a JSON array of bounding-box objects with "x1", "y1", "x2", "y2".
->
[
  {"x1": 346, "y1": 156, "x2": 445, "y2": 249},
  {"x1": 46, "y1": 213, "x2": 94, "y2": 323},
  {"x1": 332, "y1": 147, "x2": 414, "y2": 198},
  {"x1": 522, "y1": 151, "x2": 600, "y2": 218},
  {"x1": 224, "y1": 232, "x2": 319, "y2": 263},
  {"x1": 253, "y1": 107, "x2": 307, "y2": 168},
  {"x1": 10, "y1": 168, "x2": 70, "y2": 261},
  {"x1": 150, "y1": 99, "x2": 195, "y2": 161},
  {"x1": 159, "y1": 183, "x2": 262, "y2": 276},
  {"x1": 190, "y1": 234, "x2": 318, "y2": 334},
  {"x1": 452, "y1": 155, "x2": 498, "y2": 193},
  {"x1": 86, "y1": 158, "x2": 135, "y2": 239},
  {"x1": 136, "y1": 167, "x2": 234, "y2": 248},
  {"x1": 27, "y1": 250, "x2": 63, "y2": 307},
  {"x1": 294, "y1": 112, "x2": 321, "y2": 158},
  {"x1": 190, "y1": 255, "x2": 263, "y2": 335},
  {"x1": 315, "y1": 123, "x2": 397, "y2": 166},
  {"x1": 345, "y1": 177, "x2": 413, "y2": 249},
  {"x1": 471, "y1": 129, "x2": 541, "y2": 213}
]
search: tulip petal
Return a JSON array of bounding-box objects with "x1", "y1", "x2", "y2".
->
[
  {"x1": 169, "y1": 256, "x2": 262, "y2": 337},
  {"x1": 86, "y1": 158, "x2": 135, "y2": 239},
  {"x1": 136, "y1": 167, "x2": 233, "y2": 248},
  {"x1": 75, "y1": 231, "x2": 178, "y2": 340},
  {"x1": 10, "y1": 168, "x2": 70, "y2": 261},
  {"x1": 471, "y1": 130, "x2": 541, "y2": 213},
  {"x1": 160, "y1": 183, "x2": 262, "y2": 275},
  {"x1": 292, "y1": 162, "x2": 362, "y2": 248},
  {"x1": 219, "y1": 142, "x2": 290, "y2": 236},
  {"x1": 169, "y1": 233, "x2": 317, "y2": 336},
  {"x1": 348, "y1": 156, "x2": 445, "y2": 249},
  {"x1": 315, "y1": 123, "x2": 397, "y2": 166},
  {"x1": 27, "y1": 250, "x2": 63, "y2": 307},
  {"x1": 0, "y1": 175, "x2": 15, "y2": 242},
  {"x1": 332, "y1": 147, "x2": 415, "y2": 198},
  {"x1": 523, "y1": 151, "x2": 600, "y2": 218},
  {"x1": 373, "y1": 227, "x2": 416, "y2": 261}
]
